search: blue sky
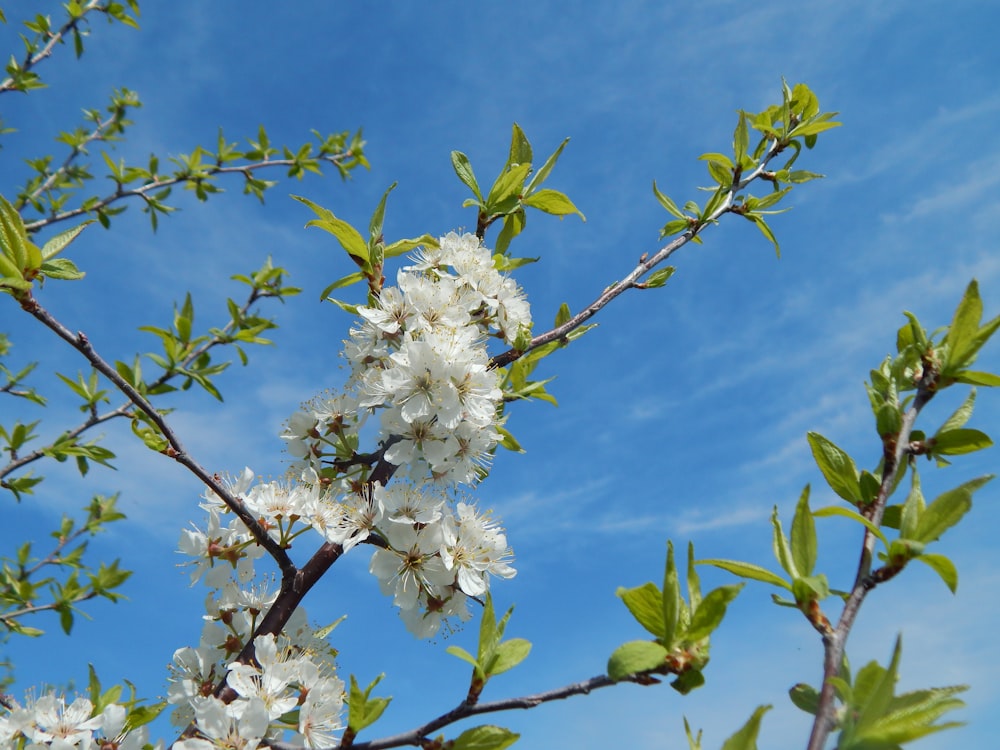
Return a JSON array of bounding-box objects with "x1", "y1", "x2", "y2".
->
[{"x1": 3, "y1": 2, "x2": 999, "y2": 748}]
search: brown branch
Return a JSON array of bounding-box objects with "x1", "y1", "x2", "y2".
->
[
  {"x1": 16, "y1": 106, "x2": 132, "y2": 213},
  {"x1": 22, "y1": 155, "x2": 357, "y2": 235},
  {"x1": 0, "y1": 1, "x2": 115, "y2": 95},
  {"x1": 262, "y1": 673, "x2": 649, "y2": 750},
  {"x1": 19, "y1": 296, "x2": 294, "y2": 573},
  {"x1": 1, "y1": 286, "x2": 273, "y2": 483},
  {"x1": 489, "y1": 137, "x2": 790, "y2": 370},
  {"x1": 805, "y1": 376, "x2": 937, "y2": 750}
]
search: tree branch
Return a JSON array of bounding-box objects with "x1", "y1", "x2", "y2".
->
[
  {"x1": 490, "y1": 137, "x2": 789, "y2": 370},
  {"x1": 18, "y1": 296, "x2": 295, "y2": 573},
  {"x1": 1, "y1": 285, "x2": 276, "y2": 484},
  {"x1": 805, "y1": 376, "x2": 937, "y2": 750},
  {"x1": 22, "y1": 154, "x2": 359, "y2": 235},
  {"x1": 264, "y1": 673, "x2": 647, "y2": 750},
  {"x1": 0, "y1": 1, "x2": 119, "y2": 95}
]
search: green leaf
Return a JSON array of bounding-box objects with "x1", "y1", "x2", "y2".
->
[
  {"x1": 932, "y1": 428, "x2": 992, "y2": 455},
  {"x1": 771, "y1": 506, "x2": 798, "y2": 578},
  {"x1": 944, "y1": 279, "x2": 983, "y2": 368},
  {"x1": 733, "y1": 111, "x2": 750, "y2": 167},
  {"x1": 914, "y1": 476, "x2": 991, "y2": 543},
  {"x1": 452, "y1": 725, "x2": 520, "y2": 750},
  {"x1": 697, "y1": 559, "x2": 791, "y2": 590},
  {"x1": 368, "y1": 182, "x2": 397, "y2": 245},
  {"x1": 720, "y1": 705, "x2": 772, "y2": 750},
  {"x1": 683, "y1": 583, "x2": 743, "y2": 641},
  {"x1": 853, "y1": 636, "x2": 903, "y2": 736},
  {"x1": 790, "y1": 485, "x2": 817, "y2": 576},
  {"x1": 807, "y1": 432, "x2": 863, "y2": 505},
  {"x1": 495, "y1": 209, "x2": 525, "y2": 254},
  {"x1": 319, "y1": 271, "x2": 365, "y2": 300},
  {"x1": 662, "y1": 540, "x2": 681, "y2": 647},
  {"x1": 292, "y1": 195, "x2": 369, "y2": 266},
  {"x1": 39, "y1": 258, "x2": 85, "y2": 281},
  {"x1": 495, "y1": 425, "x2": 524, "y2": 453},
  {"x1": 347, "y1": 674, "x2": 391, "y2": 733},
  {"x1": 521, "y1": 189, "x2": 585, "y2": 220},
  {"x1": 653, "y1": 181, "x2": 685, "y2": 218},
  {"x1": 751, "y1": 216, "x2": 780, "y2": 257},
  {"x1": 789, "y1": 683, "x2": 820, "y2": 715},
  {"x1": 525, "y1": 137, "x2": 570, "y2": 194},
  {"x1": 40, "y1": 220, "x2": 94, "y2": 260},
  {"x1": 685, "y1": 541, "x2": 702, "y2": 613},
  {"x1": 486, "y1": 163, "x2": 531, "y2": 212},
  {"x1": 554, "y1": 302, "x2": 571, "y2": 327},
  {"x1": 914, "y1": 553, "x2": 958, "y2": 594},
  {"x1": 508, "y1": 123, "x2": 532, "y2": 167},
  {"x1": 682, "y1": 717, "x2": 703, "y2": 750},
  {"x1": 899, "y1": 470, "x2": 925, "y2": 541},
  {"x1": 939, "y1": 388, "x2": 977, "y2": 433},
  {"x1": 486, "y1": 638, "x2": 531, "y2": 676},
  {"x1": 616, "y1": 581, "x2": 665, "y2": 639},
  {"x1": 643, "y1": 266, "x2": 676, "y2": 289},
  {"x1": 384, "y1": 234, "x2": 439, "y2": 258},
  {"x1": 812, "y1": 505, "x2": 889, "y2": 548},
  {"x1": 954, "y1": 370, "x2": 1000, "y2": 386},
  {"x1": 671, "y1": 669, "x2": 705, "y2": 695},
  {"x1": 607, "y1": 640, "x2": 668, "y2": 681},
  {"x1": 446, "y1": 645, "x2": 479, "y2": 669}
]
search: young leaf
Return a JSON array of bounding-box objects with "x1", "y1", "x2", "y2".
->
[
  {"x1": 508, "y1": 122, "x2": 532, "y2": 167},
  {"x1": 790, "y1": 485, "x2": 817, "y2": 576},
  {"x1": 292, "y1": 195, "x2": 368, "y2": 266},
  {"x1": 812, "y1": 506, "x2": 889, "y2": 548},
  {"x1": 347, "y1": 674, "x2": 391, "y2": 733},
  {"x1": 521, "y1": 189, "x2": 585, "y2": 220},
  {"x1": 807, "y1": 432, "x2": 863, "y2": 505},
  {"x1": 913, "y1": 553, "x2": 959, "y2": 594},
  {"x1": 525, "y1": 136, "x2": 570, "y2": 194},
  {"x1": 486, "y1": 638, "x2": 532, "y2": 677},
  {"x1": 932, "y1": 428, "x2": 992, "y2": 456},
  {"x1": 662, "y1": 540, "x2": 681, "y2": 647},
  {"x1": 607, "y1": 640, "x2": 668, "y2": 681},
  {"x1": 451, "y1": 151, "x2": 483, "y2": 202},
  {"x1": 720, "y1": 705, "x2": 772, "y2": 750},
  {"x1": 771, "y1": 506, "x2": 798, "y2": 579},
  {"x1": 616, "y1": 581, "x2": 665, "y2": 639},
  {"x1": 914, "y1": 476, "x2": 992, "y2": 543},
  {"x1": 697, "y1": 559, "x2": 792, "y2": 590},
  {"x1": 452, "y1": 725, "x2": 520, "y2": 750},
  {"x1": 653, "y1": 181, "x2": 686, "y2": 218},
  {"x1": 683, "y1": 583, "x2": 743, "y2": 641},
  {"x1": 40, "y1": 220, "x2": 94, "y2": 260}
]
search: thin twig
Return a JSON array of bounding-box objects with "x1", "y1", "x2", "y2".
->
[
  {"x1": 23, "y1": 155, "x2": 356, "y2": 235},
  {"x1": 0, "y1": 1, "x2": 110, "y2": 95},
  {"x1": 490, "y1": 138, "x2": 789, "y2": 369}
]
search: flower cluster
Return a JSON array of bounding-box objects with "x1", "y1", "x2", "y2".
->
[
  {"x1": 170, "y1": 635, "x2": 345, "y2": 750},
  {"x1": 3, "y1": 233, "x2": 528, "y2": 750},
  {"x1": 285, "y1": 231, "x2": 531, "y2": 486},
  {"x1": 0, "y1": 695, "x2": 155, "y2": 750}
]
